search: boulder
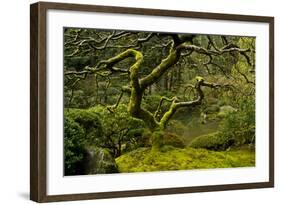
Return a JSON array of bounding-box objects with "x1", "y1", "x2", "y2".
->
[{"x1": 84, "y1": 147, "x2": 118, "y2": 174}]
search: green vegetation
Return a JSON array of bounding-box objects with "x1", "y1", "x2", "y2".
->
[
  {"x1": 64, "y1": 116, "x2": 87, "y2": 175},
  {"x1": 63, "y1": 28, "x2": 256, "y2": 175},
  {"x1": 116, "y1": 146, "x2": 255, "y2": 172},
  {"x1": 189, "y1": 132, "x2": 234, "y2": 151},
  {"x1": 87, "y1": 104, "x2": 146, "y2": 157}
]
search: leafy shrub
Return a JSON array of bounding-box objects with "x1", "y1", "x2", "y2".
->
[
  {"x1": 89, "y1": 104, "x2": 146, "y2": 157},
  {"x1": 65, "y1": 108, "x2": 103, "y2": 141},
  {"x1": 136, "y1": 128, "x2": 152, "y2": 148},
  {"x1": 219, "y1": 96, "x2": 255, "y2": 146},
  {"x1": 64, "y1": 109, "x2": 104, "y2": 175},
  {"x1": 64, "y1": 116, "x2": 87, "y2": 175},
  {"x1": 65, "y1": 105, "x2": 146, "y2": 161}
]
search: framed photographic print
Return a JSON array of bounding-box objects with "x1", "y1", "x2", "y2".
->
[{"x1": 30, "y1": 1, "x2": 274, "y2": 202}]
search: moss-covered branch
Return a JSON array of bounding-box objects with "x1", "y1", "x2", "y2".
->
[
  {"x1": 93, "y1": 48, "x2": 160, "y2": 129},
  {"x1": 158, "y1": 77, "x2": 225, "y2": 129},
  {"x1": 140, "y1": 41, "x2": 181, "y2": 88},
  {"x1": 154, "y1": 96, "x2": 177, "y2": 120}
]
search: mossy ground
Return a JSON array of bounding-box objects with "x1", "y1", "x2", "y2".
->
[{"x1": 116, "y1": 146, "x2": 255, "y2": 173}]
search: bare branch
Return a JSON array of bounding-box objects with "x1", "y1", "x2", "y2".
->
[
  {"x1": 234, "y1": 65, "x2": 255, "y2": 85},
  {"x1": 207, "y1": 36, "x2": 220, "y2": 51},
  {"x1": 158, "y1": 77, "x2": 229, "y2": 129},
  {"x1": 154, "y1": 96, "x2": 177, "y2": 120},
  {"x1": 111, "y1": 31, "x2": 132, "y2": 40},
  {"x1": 182, "y1": 84, "x2": 195, "y2": 100},
  {"x1": 107, "y1": 90, "x2": 124, "y2": 112},
  {"x1": 178, "y1": 43, "x2": 249, "y2": 56}
]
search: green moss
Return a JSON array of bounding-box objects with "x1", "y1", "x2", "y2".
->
[
  {"x1": 116, "y1": 146, "x2": 255, "y2": 173},
  {"x1": 151, "y1": 130, "x2": 164, "y2": 151},
  {"x1": 189, "y1": 132, "x2": 234, "y2": 151},
  {"x1": 162, "y1": 132, "x2": 185, "y2": 148},
  {"x1": 159, "y1": 103, "x2": 177, "y2": 129},
  {"x1": 140, "y1": 44, "x2": 179, "y2": 87},
  {"x1": 196, "y1": 76, "x2": 204, "y2": 82}
]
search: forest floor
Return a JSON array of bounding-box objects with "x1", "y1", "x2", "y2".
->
[
  {"x1": 116, "y1": 112, "x2": 255, "y2": 173},
  {"x1": 116, "y1": 146, "x2": 255, "y2": 173}
]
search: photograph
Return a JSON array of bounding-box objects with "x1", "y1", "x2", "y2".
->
[{"x1": 63, "y1": 28, "x2": 256, "y2": 176}]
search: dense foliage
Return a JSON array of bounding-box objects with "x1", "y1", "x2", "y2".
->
[
  {"x1": 64, "y1": 116, "x2": 87, "y2": 175},
  {"x1": 88, "y1": 104, "x2": 146, "y2": 157}
]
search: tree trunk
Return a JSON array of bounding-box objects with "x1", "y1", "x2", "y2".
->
[
  {"x1": 164, "y1": 73, "x2": 169, "y2": 91},
  {"x1": 169, "y1": 71, "x2": 174, "y2": 91}
]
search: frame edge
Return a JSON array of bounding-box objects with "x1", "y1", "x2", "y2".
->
[
  {"x1": 268, "y1": 17, "x2": 274, "y2": 188},
  {"x1": 30, "y1": 2, "x2": 40, "y2": 202},
  {"x1": 36, "y1": 1, "x2": 274, "y2": 22},
  {"x1": 30, "y1": 2, "x2": 48, "y2": 202}
]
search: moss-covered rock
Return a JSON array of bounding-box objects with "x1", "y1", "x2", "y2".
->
[
  {"x1": 116, "y1": 146, "x2": 255, "y2": 173},
  {"x1": 142, "y1": 130, "x2": 186, "y2": 149},
  {"x1": 189, "y1": 132, "x2": 234, "y2": 151},
  {"x1": 84, "y1": 147, "x2": 118, "y2": 174},
  {"x1": 162, "y1": 132, "x2": 185, "y2": 148}
]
